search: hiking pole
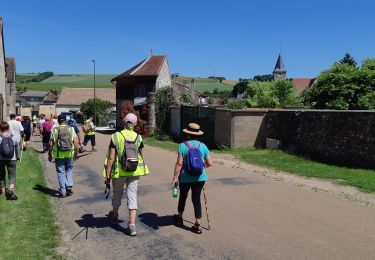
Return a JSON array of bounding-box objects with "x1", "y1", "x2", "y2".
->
[{"x1": 202, "y1": 187, "x2": 211, "y2": 230}]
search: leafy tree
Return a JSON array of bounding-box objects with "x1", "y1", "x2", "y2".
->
[
  {"x1": 232, "y1": 81, "x2": 248, "y2": 97},
  {"x1": 253, "y1": 74, "x2": 273, "y2": 82},
  {"x1": 80, "y1": 98, "x2": 113, "y2": 126},
  {"x1": 271, "y1": 79, "x2": 300, "y2": 107},
  {"x1": 303, "y1": 58, "x2": 375, "y2": 109},
  {"x1": 339, "y1": 52, "x2": 357, "y2": 67}
]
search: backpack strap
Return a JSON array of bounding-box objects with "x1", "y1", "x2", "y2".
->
[{"x1": 184, "y1": 141, "x2": 192, "y2": 149}]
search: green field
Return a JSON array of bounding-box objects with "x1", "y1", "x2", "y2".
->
[
  {"x1": 16, "y1": 74, "x2": 115, "y2": 91},
  {"x1": 16, "y1": 73, "x2": 236, "y2": 93},
  {"x1": 173, "y1": 76, "x2": 234, "y2": 93}
]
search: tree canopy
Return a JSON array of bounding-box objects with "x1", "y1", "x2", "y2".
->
[{"x1": 302, "y1": 57, "x2": 375, "y2": 109}]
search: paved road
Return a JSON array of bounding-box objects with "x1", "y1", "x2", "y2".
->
[{"x1": 39, "y1": 133, "x2": 375, "y2": 259}]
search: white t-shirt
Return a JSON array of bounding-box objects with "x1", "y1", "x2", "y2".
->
[
  {"x1": 39, "y1": 119, "x2": 45, "y2": 126},
  {"x1": 8, "y1": 120, "x2": 24, "y2": 139}
]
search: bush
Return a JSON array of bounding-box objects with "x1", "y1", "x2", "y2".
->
[
  {"x1": 155, "y1": 86, "x2": 176, "y2": 134},
  {"x1": 226, "y1": 100, "x2": 247, "y2": 109}
]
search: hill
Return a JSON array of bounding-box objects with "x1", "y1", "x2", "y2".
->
[
  {"x1": 16, "y1": 74, "x2": 237, "y2": 93},
  {"x1": 16, "y1": 74, "x2": 115, "y2": 91}
]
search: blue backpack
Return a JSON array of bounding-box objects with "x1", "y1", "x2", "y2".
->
[{"x1": 183, "y1": 142, "x2": 204, "y2": 176}]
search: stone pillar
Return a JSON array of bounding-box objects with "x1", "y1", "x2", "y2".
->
[{"x1": 148, "y1": 92, "x2": 156, "y2": 135}]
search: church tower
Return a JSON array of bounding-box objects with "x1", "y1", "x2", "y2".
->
[{"x1": 273, "y1": 54, "x2": 286, "y2": 80}]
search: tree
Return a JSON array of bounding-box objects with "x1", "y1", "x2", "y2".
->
[
  {"x1": 80, "y1": 98, "x2": 113, "y2": 126},
  {"x1": 253, "y1": 74, "x2": 273, "y2": 82},
  {"x1": 339, "y1": 52, "x2": 357, "y2": 67},
  {"x1": 302, "y1": 58, "x2": 375, "y2": 109},
  {"x1": 271, "y1": 79, "x2": 300, "y2": 107},
  {"x1": 232, "y1": 81, "x2": 248, "y2": 97}
]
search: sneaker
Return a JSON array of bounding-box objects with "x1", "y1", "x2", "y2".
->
[
  {"x1": 58, "y1": 192, "x2": 67, "y2": 198},
  {"x1": 191, "y1": 223, "x2": 202, "y2": 234},
  {"x1": 5, "y1": 190, "x2": 18, "y2": 200},
  {"x1": 125, "y1": 224, "x2": 137, "y2": 236},
  {"x1": 108, "y1": 211, "x2": 119, "y2": 225},
  {"x1": 66, "y1": 187, "x2": 73, "y2": 196},
  {"x1": 92, "y1": 148, "x2": 97, "y2": 152}
]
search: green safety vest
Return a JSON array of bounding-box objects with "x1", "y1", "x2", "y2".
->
[
  {"x1": 102, "y1": 129, "x2": 149, "y2": 178},
  {"x1": 85, "y1": 120, "x2": 95, "y2": 136},
  {"x1": 51, "y1": 125, "x2": 76, "y2": 159}
]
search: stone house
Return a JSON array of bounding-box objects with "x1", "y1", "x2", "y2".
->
[
  {"x1": 111, "y1": 55, "x2": 171, "y2": 117},
  {"x1": 19, "y1": 90, "x2": 50, "y2": 106},
  {"x1": 0, "y1": 18, "x2": 8, "y2": 121},
  {"x1": 5, "y1": 57, "x2": 16, "y2": 114},
  {"x1": 55, "y1": 87, "x2": 116, "y2": 116},
  {"x1": 291, "y1": 78, "x2": 315, "y2": 94}
]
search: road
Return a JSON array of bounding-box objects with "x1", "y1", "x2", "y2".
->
[{"x1": 38, "y1": 133, "x2": 375, "y2": 260}]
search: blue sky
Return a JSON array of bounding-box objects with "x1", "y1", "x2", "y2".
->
[{"x1": 2, "y1": 0, "x2": 375, "y2": 79}]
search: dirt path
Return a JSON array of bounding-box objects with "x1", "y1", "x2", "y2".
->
[{"x1": 37, "y1": 133, "x2": 375, "y2": 260}]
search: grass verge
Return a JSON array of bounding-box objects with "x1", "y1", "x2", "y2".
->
[
  {"x1": 145, "y1": 137, "x2": 375, "y2": 193},
  {"x1": 0, "y1": 149, "x2": 61, "y2": 258}
]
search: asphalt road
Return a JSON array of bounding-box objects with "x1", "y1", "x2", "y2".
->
[{"x1": 39, "y1": 133, "x2": 375, "y2": 260}]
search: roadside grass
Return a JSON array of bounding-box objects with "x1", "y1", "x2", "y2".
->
[
  {"x1": 145, "y1": 137, "x2": 375, "y2": 193},
  {"x1": 0, "y1": 149, "x2": 61, "y2": 258}
]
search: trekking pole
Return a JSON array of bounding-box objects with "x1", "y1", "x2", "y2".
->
[{"x1": 202, "y1": 187, "x2": 211, "y2": 230}]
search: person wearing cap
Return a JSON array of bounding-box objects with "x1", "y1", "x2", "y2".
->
[
  {"x1": 103, "y1": 113, "x2": 149, "y2": 236},
  {"x1": 48, "y1": 114, "x2": 79, "y2": 198},
  {"x1": 172, "y1": 123, "x2": 213, "y2": 234},
  {"x1": 83, "y1": 116, "x2": 96, "y2": 152},
  {"x1": 7, "y1": 114, "x2": 24, "y2": 160}
]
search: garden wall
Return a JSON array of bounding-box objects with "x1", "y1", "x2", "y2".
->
[{"x1": 263, "y1": 110, "x2": 375, "y2": 168}]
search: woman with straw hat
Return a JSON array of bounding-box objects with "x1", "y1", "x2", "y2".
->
[{"x1": 172, "y1": 123, "x2": 213, "y2": 234}]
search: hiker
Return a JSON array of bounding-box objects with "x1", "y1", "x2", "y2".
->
[
  {"x1": 0, "y1": 122, "x2": 19, "y2": 200},
  {"x1": 41, "y1": 117, "x2": 53, "y2": 152},
  {"x1": 52, "y1": 115, "x2": 59, "y2": 128},
  {"x1": 82, "y1": 116, "x2": 96, "y2": 152},
  {"x1": 172, "y1": 123, "x2": 213, "y2": 234},
  {"x1": 67, "y1": 116, "x2": 83, "y2": 152},
  {"x1": 32, "y1": 115, "x2": 38, "y2": 134},
  {"x1": 38, "y1": 114, "x2": 45, "y2": 135},
  {"x1": 48, "y1": 115, "x2": 79, "y2": 198},
  {"x1": 21, "y1": 116, "x2": 32, "y2": 151},
  {"x1": 103, "y1": 113, "x2": 149, "y2": 236},
  {"x1": 8, "y1": 114, "x2": 24, "y2": 159}
]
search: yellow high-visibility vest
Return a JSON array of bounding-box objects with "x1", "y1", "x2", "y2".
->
[{"x1": 102, "y1": 129, "x2": 149, "y2": 178}]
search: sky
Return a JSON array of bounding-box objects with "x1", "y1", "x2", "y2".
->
[{"x1": 1, "y1": 0, "x2": 375, "y2": 79}]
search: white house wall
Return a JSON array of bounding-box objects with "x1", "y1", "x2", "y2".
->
[{"x1": 155, "y1": 58, "x2": 171, "y2": 90}]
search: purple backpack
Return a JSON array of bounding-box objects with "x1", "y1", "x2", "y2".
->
[{"x1": 183, "y1": 142, "x2": 204, "y2": 176}]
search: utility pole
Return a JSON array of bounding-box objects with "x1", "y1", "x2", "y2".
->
[{"x1": 91, "y1": 59, "x2": 96, "y2": 125}]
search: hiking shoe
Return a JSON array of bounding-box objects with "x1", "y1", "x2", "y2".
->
[
  {"x1": 191, "y1": 223, "x2": 202, "y2": 234},
  {"x1": 66, "y1": 187, "x2": 73, "y2": 196},
  {"x1": 108, "y1": 211, "x2": 119, "y2": 225},
  {"x1": 58, "y1": 192, "x2": 67, "y2": 198},
  {"x1": 125, "y1": 224, "x2": 137, "y2": 236},
  {"x1": 5, "y1": 190, "x2": 18, "y2": 200}
]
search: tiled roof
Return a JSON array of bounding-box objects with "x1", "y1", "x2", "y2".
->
[
  {"x1": 56, "y1": 88, "x2": 115, "y2": 106},
  {"x1": 43, "y1": 92, "x2": 57, "y2": 103},
  {"x1": 20, "y1": 90, "x2": 49, "y2": 98},
  {"x1": 112, "y1": 55, "x2": 167, "y2": 82},
  {"x1": 5, "y1": 57, "x2": 15, "y2": 83},
  {"x1": 292, "y1": 78, "x2": 315, "y2": 93}
]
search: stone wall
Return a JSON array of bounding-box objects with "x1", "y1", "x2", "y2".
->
[
  {"x1": 263, "y1": 110, "x2": 375, "y2": 168},
  {"x1": 155, "y1": 59, "x2": 171, "y2": 90},
  {"x1": 215, "y1": 109, "x2": 268, "y2": 148}
]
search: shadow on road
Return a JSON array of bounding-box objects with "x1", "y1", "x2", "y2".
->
[
  {"x1": 33, "y1": 184, "x2": 60, "y2": 197},
  {"x1": 138, "y1": 212, "x2": 176, "y2": 230},
  {"x1": 73, "y1": 213, "x2": 127, "y2": 239}
]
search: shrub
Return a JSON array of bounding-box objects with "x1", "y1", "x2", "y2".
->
[{"x1": 155, "y1": 86, "x2": 176, "y2": 135}]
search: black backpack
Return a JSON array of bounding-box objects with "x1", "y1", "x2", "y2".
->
[{"x1": 0, "y1": 135, "x2": 15, "y2": 159}]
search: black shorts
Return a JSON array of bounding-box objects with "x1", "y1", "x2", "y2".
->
[
  {"x1": 24, "y1": 132, "x2": 31, "y2": 142},
  {"x1": 83, "y1": 135, "x2": 96, "y2": 147}
]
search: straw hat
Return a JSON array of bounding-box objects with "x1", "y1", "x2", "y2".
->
[{"x1": 183, "y1": 123, "x2": 204, "y2": 136}]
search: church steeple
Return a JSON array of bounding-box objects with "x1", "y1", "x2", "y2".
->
[{"x1": 273, "y1": 54, "x2": 286, "y2": 80}]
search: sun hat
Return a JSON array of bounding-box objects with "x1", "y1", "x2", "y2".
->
[
  {"x1": 183, "y1": 123, "x2": 204, "y2": 136},
  {"x1": 124, "y1": 113, "x2": 137, "y2": 125}
]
